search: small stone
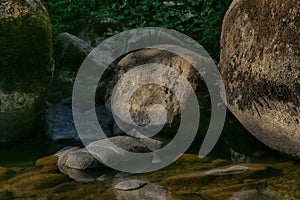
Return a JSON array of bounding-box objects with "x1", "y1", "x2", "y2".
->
[
  {"x1": 114, "y1": 180, "x2": 147, "y2": 191},
  {"x1": 205, "y1": 165, "x2": 249, "y2": 175},
  {"x1": 97, "y1": 174, "x2": 109, "y2": 181}
]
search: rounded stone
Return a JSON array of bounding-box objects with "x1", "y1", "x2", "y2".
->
[
  {"x1": 0, "y1": 0, "x2": 53, "y2": 143},
  {"x1": 219, "y1": 0, "x2": 300, "y2": 158},
  {"x1": 57, "y1": 148, "x2": 102, "y2": 170}
]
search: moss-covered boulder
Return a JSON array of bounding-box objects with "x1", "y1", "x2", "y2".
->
[{"x1": 0, "y1": 0, "x2": 53, "y2": 143}]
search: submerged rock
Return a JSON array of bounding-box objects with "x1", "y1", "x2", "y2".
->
[
  {"x1": 114, "y1": 181, "x2": 169, "y2": 200},
  {"x1": 0, "y1": 0, "x2": 53, "y2": 144},
  {"x1": 230, "y1": 189, "x2": 279, "y2": 200},
  {"x1": 205, "y1": 165, "x2": 249, "y2": 175},
  {"x1": 219, "y1": 0, "x2": 300, "y2": 159},
  {"x1": 114, "y1": 180, "x2": 147, "y2": 191}
]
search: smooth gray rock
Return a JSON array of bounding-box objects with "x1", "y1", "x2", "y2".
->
[
  {"x1": 46, "y1": 104, "x2": 112, "y2": 143},
  {"x1": 55, "y1": 146, "x2": 81, "y2": 157},
  {"x1": 47, "y1": 104, "x2": 78, "y2": 142},
  {"x1": 114, "y1": 180, "x2": 147, "y2": 191},
  {"x1": 205, "y1": 165, "x2": 249, "y2": 175},
  {"x1": 114, "y1": 182, "x2": 170, "y2": 200},
  {"x1": 57, "y1": 148, "x2": 103, "y2": 170},
  {"x1": 58, "y1": 167, "x2": 95, "y2": 182},
  {"x1": 86, "y1": 136, "x2": 161, "y2": 167}
]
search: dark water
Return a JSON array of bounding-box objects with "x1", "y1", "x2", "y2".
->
[{"x1": 0, "y1": 131, "x2": 299, "y2": 199}]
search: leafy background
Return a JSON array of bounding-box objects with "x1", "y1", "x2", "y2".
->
[{"x1": 43, "y1": 0, "x2": 232, "y2": 60}]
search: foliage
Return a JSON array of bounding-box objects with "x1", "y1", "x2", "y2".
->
[{"x1": 44, "y1": 0, "x2": 232, "y2": 60}]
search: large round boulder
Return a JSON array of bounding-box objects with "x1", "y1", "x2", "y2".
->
[
  {"x1": 0, "y1": 0, "x2": 53, "y2": 143},
  {"x1": 104, "y1": 46, "x2": 211, "y2": 137},
  {"x1": 219, "y1": 0, "x2": 300, "y2": 158}
]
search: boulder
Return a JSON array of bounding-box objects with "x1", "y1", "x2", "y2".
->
[
  {"x1": 86, "y1": 136, "x2": 162, "y2": 166},
  {"x1": 46, "y1": 104, "x2": 112, "y2": 143},
  {"x1": 105, "y1": 46, "x2": 210, "y2": 136},
  {"x1": 0, "y1": 0, "x2": 53, "y2": 143},
  {"x1": 54, "y1": 32, "x2": 92, "y2": 70},
  {"x1": 46, "y1": 104, "x2": 79, "y2": 143},
  {"x1": 46, "y1": 33, "x2": 92, "y2": 103},
  {"x1": 219, "y1": 0, "x2": 300, "y2": 158}
]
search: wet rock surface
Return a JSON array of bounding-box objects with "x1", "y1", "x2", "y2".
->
[{"x1": 114, "y1": 180, "x2": 147, "y2": 191}]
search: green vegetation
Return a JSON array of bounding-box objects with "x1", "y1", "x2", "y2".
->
[{"x1": 44, "y1": 0, "x2": 232, "y2": 60}]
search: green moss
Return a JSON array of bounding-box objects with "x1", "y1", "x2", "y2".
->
[
  {"x1": 0, "y1": 2, "x2": 53, "y2": 93},
  {"x1": 12, "y1": 173, "x2": 70, "y2": 190}
]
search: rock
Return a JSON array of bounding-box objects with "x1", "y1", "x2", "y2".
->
[
  {"x1": 114, "y1": 172, "x2": 131, "y2": 178},
  {"x1": 0, "y1": 0, "x2": 53, "y2": 144},
  {"x1": 95, "y1": 81, "x2": 108, "y2": 105},
  {"x1": 114, "y1": 182, "x2": 170, "y2": 200},
  {"x1": 46, "y1": 32, "x2": 92, "y2": 103},
  {"x1": 46, "y1": 104, "x2": 79, "y2": 142},
  {"x1": 58, "y1": 167, "x2": 95, "y2": 182},
  {"x1": 54, "y1": 32, "x2": 92, "y2": 70},
  {"x1": 57, "y1": 148, "x2": 103, "y2": 170},
  {"x1": 87, "y1": 136, "x2": 161, "y2": 153},
  {"x1": 86, "y1": 136, "x2": 161, "y2": 166},
  {"x1": 205, "y1": 165, "x2": 249, "y2": 175},
  {"x1": 55, "y1": 146, "x2": 81, "y2": 157},
  {"x1": 95, "y1": 105, "x2": 114, "y2": 128},
  {"x1": 97, "y1": 174, "x2": 109, "y2": 181},
  {"x1": 106, "y1": 46, "x2": 212, "y2": 136},
  {"x1": 114, "y1": 180, "x2": 147, "y2": 191},
  {"x1": 112, "y1": 123, "x2": 125, "y2": 136},
  {"x1": 46, "y1": 104, "x2": 112, "y2": 143},
  {"x1": 230, "y1": 148, "x2": 251, "y2": 164},
  {"x1": 230, "y1": 189, "x2": 279, "y2": 200},
  {"x1": 219, "y1": 0, "x2": 300, "y2": 158}
]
